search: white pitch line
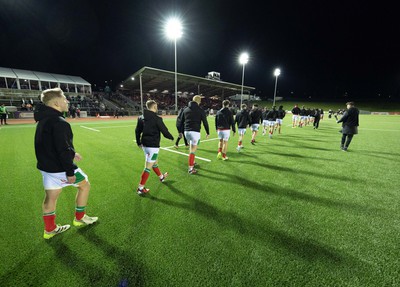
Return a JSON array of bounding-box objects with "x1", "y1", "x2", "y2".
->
[
  {"x1": 80, "y1": 126, "x2": 100, "y2": 132},
  {"x1": 96, "y1": 125, "x2": 135, "y2": 129},
  {"x1": 160, "y1": 147, "x2": 211, "y2": 162}
]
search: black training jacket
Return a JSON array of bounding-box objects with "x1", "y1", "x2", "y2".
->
[
  {"x1": 135, "y1": 109, "x2": 174, "y2": 147},
  {"x1": 235, "y1": 109, "x2": 251, "y2": 128},
  {"x1": 249, "y1": 108, "x2": 262, "y2": 124},
  {"x1": 34, "y1": 103, "x2": 77, "y2": 176},
  {"x1": 179, "y1": 101, "x2": 210, "y2": 134},
  {"x1": 215, "y1": 107, "x2": 236, "y2": 132}
]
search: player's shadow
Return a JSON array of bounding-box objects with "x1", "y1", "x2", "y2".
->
[
  {"x1": 146, "y1": 183, "x2": 362, "y2": 267},
  {"x1": 238, "y1": 160, "x2": 353, "y2": 181},
  {"x1": 267, "y1": 151, "x2": 340, "y2": 162},
  {"x1": 0, "y1": 244, "x2": 55, "y2": 286},
  {"x1": 45, "y1": 227, "x2": 146, "y2": 286},
  {"x1": 199, "y1": 168, "x2": 380, "y2": 214}
]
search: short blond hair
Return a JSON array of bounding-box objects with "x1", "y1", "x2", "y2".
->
[
  {"x1": 41, "y1": 88, "x2": 64, "y2": 105},
  {"x1": 193, "y1": 95, "x2": 202, "y2": 104},
  {"x1": 146, "y1": 100, "x2": 157, "y2": 109}
]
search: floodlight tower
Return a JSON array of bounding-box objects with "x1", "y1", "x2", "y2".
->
[
  {"x1": 273, "y1": 68, "x2": 281, "y2": 107},
  {"x1": 165, "y1": 18, "x2": 183, "y2": 113},
  {"x1": 239, "y1": 52, "x2": 249, "y2": 108}
]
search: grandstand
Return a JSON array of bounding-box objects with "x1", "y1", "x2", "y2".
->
[
  {"x1": 115, "y1": 66, "x2": 256, "y2": 114},
  {"x1": 0, "y1": 67, "x2": 95, "y2": 118}
]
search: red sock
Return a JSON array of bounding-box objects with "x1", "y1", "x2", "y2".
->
[
  {"x1": 222, "y1": 153, "x2": 226, "y2": 158},
  {"x1": 139, "y1": 168, "x2": 150, "y2": 185},
  {"x1": 75, "y1": 206, "x2": 86, "y2": 220},
  {"x1": 238, "y1": 140, "x2": 242, "y2": 146},
  {"x1": 43, "y1": 213, "x2": 56, "y2": 232},
  {"x1": 152, "y1": 165, "x2": 162, "y2": 176},
  {"x1": 218, "y1": 148, "x2": 222, "y2": 153},
  {"x1": 189, "y1": 153, "x2": 195, "y2": 167}
]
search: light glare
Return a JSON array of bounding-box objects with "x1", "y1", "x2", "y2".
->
[
  {"x1": 239, "y1": 53, "x2": 249, "y2": 65},
  {"x1": 274, "y1": 68, "x2": 281, "y2": 76},
  {"x1": 165, "y1": 18, "x2": 183, "y2": 40}
]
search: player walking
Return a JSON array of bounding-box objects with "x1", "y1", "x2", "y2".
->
[
  {"x1": 178, "y1": 95, "x2": 210, "y2": 174},
  {"x1": 34, "y1": 88, "x2": 98, "y2": 239},
  {"x1": 135, "y1": 100, "x2": 174, "y2": 195},
  {"x1": 249, "y1": 104, "x2": 262, "y2": 145},
  {"x1": 215, "y1": 100, "x2": 236, "y2": 160},
  {"x1": 234, "y1": 104, "x2": 251, "y2": 151}
]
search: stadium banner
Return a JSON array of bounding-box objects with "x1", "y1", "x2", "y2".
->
[{"x1": 80, "y1": 111, "x2": 88, "y2": 118}]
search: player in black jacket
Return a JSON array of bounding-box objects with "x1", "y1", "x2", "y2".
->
[
  {"x1": 215, "y1": 100, "x2": 236, "y2": 160},
  {"x1": 135, "y1": 100, "x2": 174, "y2": 195},
  {"x1": 265, "y1": 106, "x2": 278, "y2": 138},
  {"x1": 336, "y1": 101, "x2": 359, "y2": 151},
  {"x1": 174, "y1": 106, "x2": 189, "y2": 148},
  {"x1": 234, "y1": 104, "x2": 251, "y2": 151},
  {"x1": 249, "y1": 104, "x2": 262, "y2": 144},
  {"x1": 276, "y1": 105, "x2": 286, "y2": 134},
  {"x1": 34, "y1": 88, "x2": 97, "y2": 239},
  {"x1": 178, "y1": 95, "x2": 210, "y2": 174},
  {"x1": 291, "y1": 105, "x2": 300, "y2": 127}
]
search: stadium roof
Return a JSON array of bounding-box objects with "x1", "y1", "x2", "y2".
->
[
  {"x1": 120, "y1": 66, "x2": 255, "y2": 98},
  {"x1": 0, "y1": 67, "x2": 91, "y2": 85}
]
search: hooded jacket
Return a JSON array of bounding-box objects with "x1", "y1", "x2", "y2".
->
[
  {"x1": 249, "y1": 108, "x2": 262, "y2": 124},
  {"x1": 235, "y1": 109, "x2": 251, "y2": 129},
  {"x1": 179, "y1": 101, "x2": 210, "y2": 134},
  {"x1": 34, "y1": 103, "x2": 77, "y2": 176},
  {"x1": 215, "y1": 107, "x2": 236, "y2": 132},
  {"x1": 135, "y1": 109, "x2": 174, "y2": 147}
]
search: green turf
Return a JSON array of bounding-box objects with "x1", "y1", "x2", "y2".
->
[{"x1": 1, "y1": 115, "x2": 399, "y2": 286}]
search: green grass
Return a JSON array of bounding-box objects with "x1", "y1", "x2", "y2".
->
[{"x1": 1, "y1": 115, "x2": 399, "y2": 286}]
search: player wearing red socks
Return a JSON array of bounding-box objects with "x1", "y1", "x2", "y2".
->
[{"x1": 135, "y1": 100, "x2": 174, "y2": 195}]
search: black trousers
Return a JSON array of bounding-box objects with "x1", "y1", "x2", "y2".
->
[
  {"x1": 313, "y1": 117, "x2": 320, "y2": 128},
  {"x1": 175, "y1": 133, "x2": 188, "y2": 146},
  {"x1": 0, "y1": 114, "x2": 6, "y2": 124},
  {"x1": 341, "y1": 134, "x2": 354, "y2": 148}
]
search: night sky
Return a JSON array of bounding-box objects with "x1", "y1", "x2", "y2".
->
[{"x1": 1, "y1": 0, "x2": 399, "y2": 101}]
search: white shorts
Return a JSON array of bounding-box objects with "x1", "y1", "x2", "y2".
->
[
  {"x1": 142, "y1": 146, "x2": 159, "y2": 163},
  {"x1": 184, "y1": 131, "x2": 201, "y2": 146},
  {"x1": 238, "y1": 128, "x2": 246, "y2": 136},
  {"x1": 276, "y1": 119, "x2": 283, "y2": 125},
  {"x1": 262, "y1": 120, "x2": 269, "y2": 127},
  {"x1": 40, "y1": 168, "x2": 88, "y2": 190},
  {"x1": 292, "y1": 115, "x2": 299, "y2": 121},
  {"x1": 217, "y1": 129, "x2": 230, "y2": 141},
  {"x1": 251, "y1": 124, "x2": 260, "y2": 131},
  {"x1": 268, "y1": 120, "x2": 275, "y2": 126}
]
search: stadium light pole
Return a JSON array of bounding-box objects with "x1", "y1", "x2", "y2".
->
[
  {"x1": 239, "y1": 52, "x2": 249, "y2": 108},
  {"x1": 165, "y1": 18, "x2": 182, "y2": 113},
  {"x1": 273, "y1": 68, "x2": 281, "y2": 107}
]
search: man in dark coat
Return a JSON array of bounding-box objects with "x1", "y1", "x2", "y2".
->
[
  {"x1": 178, "y1": 95, "x2": 210, "y2": 174},
  {"x1": 135, "y1": 100, "x2": 174, "y2": 195},
  {"x1": 336, "y1": 101, "x2": 359, "y2": 151}
]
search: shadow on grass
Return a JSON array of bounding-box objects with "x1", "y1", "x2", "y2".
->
[
  {"x1": 239, "y1": 160, "x2": 351, "y2": 181},
  {"x1": 0, "y1": 244, "x2": 53, "y2": 286},
  {"x1": 43, "y1": 226, "x2": 146, "y2": 287},
  {"x1": 198, "y1": 168, "x2": 380, "y2": 214},
  {"x1": 146, "y1": 183, "x2": 363, "y2": 267}
]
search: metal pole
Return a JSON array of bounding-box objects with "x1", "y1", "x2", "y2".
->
[
  {"x1": 240, "y1": 63, "x2": 245, "y2": 108},
  {"x1": 273, "y1": 75, "x2": 278, "y2": 107},
  {"x1": 140, "y1": 73, "x2": 143, "y2": 114},
  {"x1": 174, "y1": 38, "x2": 178, "y2": 113}
]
